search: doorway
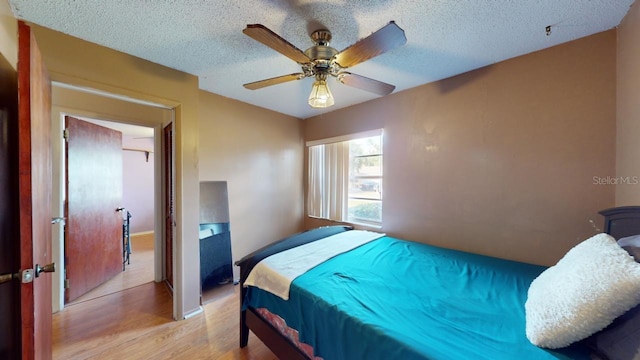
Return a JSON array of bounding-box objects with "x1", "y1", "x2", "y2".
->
[{"x1": 50, "y1": 83, "x2": 174, "y2": 313}]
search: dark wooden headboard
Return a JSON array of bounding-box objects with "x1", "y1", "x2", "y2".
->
[{"x1": 599, "y1": 206, "x2": 640, "y2": 239}]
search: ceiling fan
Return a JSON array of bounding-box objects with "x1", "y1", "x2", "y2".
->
[{"x1": 242, "y1": 21, "x2": 407, "y2": 109}]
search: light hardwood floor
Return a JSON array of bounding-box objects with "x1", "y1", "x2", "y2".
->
[
  {"x1": 53, "y1": 233, "x2": 277, "y2": 359},
  {"x1": 69, "y1": 233, "x2": 155, "y2": 305}
]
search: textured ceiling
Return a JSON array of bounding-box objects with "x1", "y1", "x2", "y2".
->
[{"x1": 8, "y1": 0, "x2": 635, "y2": 119}]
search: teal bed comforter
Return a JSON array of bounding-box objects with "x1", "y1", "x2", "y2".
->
[{"x1": 246, "y1": 236, "x2": 590, "y2": 360}]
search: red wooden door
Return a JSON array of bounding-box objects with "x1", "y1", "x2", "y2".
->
[
  {"x1": 0, "y1": 25, "x2": 21, "y2": 360},
  {"x1": 18, "y1": 21, "x2": 53, "y2": 360},
  {"x1": 65, "y1": 116, "x2": 123, "y2": 303}
]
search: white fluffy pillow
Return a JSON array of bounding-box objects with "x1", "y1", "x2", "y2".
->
[{"x1": 525, "y1": 233, "x2": 640, "y2": 349}]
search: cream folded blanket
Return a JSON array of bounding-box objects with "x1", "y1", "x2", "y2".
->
[{"x1": 244, "y1": 230, "x2": 384, "y2": 300}]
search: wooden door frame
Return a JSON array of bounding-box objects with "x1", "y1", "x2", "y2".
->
[
  {"x1": 49, "y1": 86, "x2": 175, "y2": 316},
  {"x1": 163, "y1": 122, "x2": 174, "y2": 291}
]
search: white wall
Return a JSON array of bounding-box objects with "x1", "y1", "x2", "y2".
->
[{"x1": 123, "y1": 136, "x2": 155, "y2": 233}]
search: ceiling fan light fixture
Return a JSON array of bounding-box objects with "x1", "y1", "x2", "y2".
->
[
  {"x1": 308, "y1": 75, "x2": 334, "y2": 108},
  {"x1": 243, "y1": 22, "x2": 407, "y2": 109}
]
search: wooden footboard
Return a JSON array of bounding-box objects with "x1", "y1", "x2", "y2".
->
[
  {"x1": 243, "y1": 307, "x2": 310, "y2": 360},
  {"x1": 236, "y1": 226, "x2": 352, "y2": 358},
  {"x1": 239, "y1": 282, "x2": 310, "y2": 359}
]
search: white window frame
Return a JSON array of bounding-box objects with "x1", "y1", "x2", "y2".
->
[{"x1": 307, "y1": 129, "x2": 383, "y2": 227}]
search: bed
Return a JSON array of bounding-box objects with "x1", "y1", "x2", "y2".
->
[{"x1": 236, "y1": 206, "x2": 640, "y2": 360}]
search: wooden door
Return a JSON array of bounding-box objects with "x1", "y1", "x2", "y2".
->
[
  {"x1": 0, "y1": 20, "x2": 53, "y2": 360},
  {"x1": 0, "y1": 27, "x2": 21, "y2": 360},
  {"x1": 65, "y1": 116, "x2": 123, "y2": 303},
  {"x1": 164, "y1": 123, "x2": 174, "y2": 289},
  {"x1": 18, "y1": 21, "x2": 53, "y2": 360}
]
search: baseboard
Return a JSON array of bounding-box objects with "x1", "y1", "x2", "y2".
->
[{"x1": 182, "y1": 306, "x2": 203, "y2": 320}]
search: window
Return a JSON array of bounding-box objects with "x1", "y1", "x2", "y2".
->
[{"x1": 307, "y1": 130, "x2": 383, "y2": 226}]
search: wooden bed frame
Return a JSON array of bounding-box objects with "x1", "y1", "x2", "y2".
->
[
  {"x1": 237, "y1": 207, "x2": 640, "y2": 359},
  {"x1": 240, "y1": 294, "x2": 309, "y2": 360},
  {"x1": 599, "y1": 206, "x2": 640, "y2": 239},
  {"x1": 236, "y1": 225, "x2": 351, "y2": 360}
]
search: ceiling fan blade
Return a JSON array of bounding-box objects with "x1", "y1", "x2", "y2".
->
[
  {"x1": 334, "y1": 21, "x2": 407, "y2": 69},
  {"x1": 243, "y1": 73, "x2": 306, "y2": 90},
  {"x1": 243, "y1": 24, "x2": 310, "y2": 64},
  {"x1": 337, "y1": 72, "x2": 395, "y2": 96}
]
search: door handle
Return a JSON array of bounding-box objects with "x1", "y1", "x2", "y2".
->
[
  {"x1": 51, "y1": 217, "x2": 65, "y2": 225},
  {"x1": 0, "y1": 269, "x2": 35, "y2": 284},
  {"x1": 0, "y1": 273, "x2": 14, "y2": 284},
  {"x1": 0, "y1": 263, "x2": 55, "y2": 283},
  {"x1": 35, "y1": 263, "x2": 55, "y2": 277}
]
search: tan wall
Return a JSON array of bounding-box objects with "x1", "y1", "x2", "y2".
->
[
  {"x1": 29, "y1": 24, "x2": 201, "y2": 319},
  {"x1": 0, "y1": 0, "x2": 16, "y2": 70},
  {"x1": 305, "y1": 30, "x2": 617, "y2": 266},
  {"x1": 617, "y1": 2, "x2": 640, "y2": 205},
  {"x1": 198, "y1": 91, "x2": 304, "y2": 274}
]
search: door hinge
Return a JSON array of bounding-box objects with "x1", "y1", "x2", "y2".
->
[
  {"x1": 63, "y1": 128, "x2": 69, "y2": 141},
  {"x1": 64, "y1": 278, "x2": 70, "y2": 289}
]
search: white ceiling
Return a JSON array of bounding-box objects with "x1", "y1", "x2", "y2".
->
[{"x1": 8, "y1": 0, "x2": 635, "y2": 119}]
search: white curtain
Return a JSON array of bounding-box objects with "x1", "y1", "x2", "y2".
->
[
  {"x1": 308, "y1": 141, "x2": 349, "y2": 221},
  {"x1": 307, "y1": 145, "x2": 324, "y2": 218}
]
